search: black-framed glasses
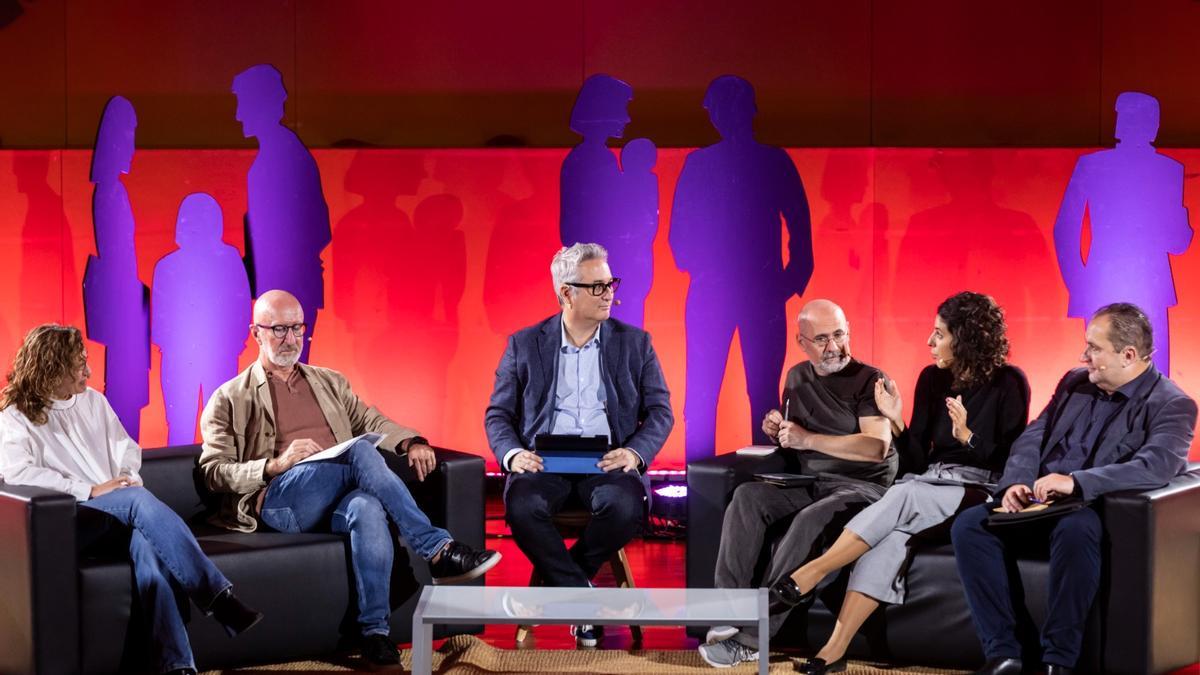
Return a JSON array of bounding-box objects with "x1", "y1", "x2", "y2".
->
[
  {"x1": 799, "y1": 330, "x2": 849, "y2": 348},
  {"x1": 566, "y1": 278, "x2": 621, "y2": 296},
  {"x1": 255, "y1": 323, "x2": 307, "y2": 339}
]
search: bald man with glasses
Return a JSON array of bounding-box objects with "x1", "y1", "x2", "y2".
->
[
  {"x1": 199, "y1": 289, "x2": 499, "y2": 669},
  {"x1": 700, "y1": 299, "x2": 897, "y2": 668}
]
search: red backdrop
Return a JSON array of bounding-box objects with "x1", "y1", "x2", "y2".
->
[{"x1": 1, "y1": 147, "x2": 1197, "y2": 470}]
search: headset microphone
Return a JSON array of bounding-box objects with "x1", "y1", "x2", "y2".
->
[{"x1": 614, "y1": 299, "x2": 622, "y2": 305}]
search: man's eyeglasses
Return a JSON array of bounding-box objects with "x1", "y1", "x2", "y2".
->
[
  {"x1": 566, "y1": 278, "x2": 621, "y2": 296},
  {"x1": 256, "y1": 323, "x2": 307, "y2": 339},
  {"x1": 799, "y1": 330, "x2": 849, "y2": 348}
]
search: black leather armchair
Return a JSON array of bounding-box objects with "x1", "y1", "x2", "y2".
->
[
  {"x1": 687, "y1": 451, "x2": 1200, "y2": 674},
  {"x1": 0, "y1": 444, "x2": 487, "y2": 675}
]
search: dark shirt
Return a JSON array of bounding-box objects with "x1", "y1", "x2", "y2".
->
[
  {"x1": 1039, "y1": 366, "x2": 1157, "y2": 476},
  {"x1": 781, "y1": 359, "x2": 898, "y2": 486},
  {"x1": 900, "y1": 364, "x2": 1030, "y2": 476}
]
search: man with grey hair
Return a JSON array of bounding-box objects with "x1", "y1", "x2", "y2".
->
[
  {"x1": 952, "y1": 302, "x2": 1196, "y2": 675},
  {"x1": 700, "y1": 298, "x2": 897, "y2": 668},
  {"x1": 485, "y1": 243, "x2": 673, "y2": 648}
]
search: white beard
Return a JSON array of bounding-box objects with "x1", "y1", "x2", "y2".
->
[{"x1": 268, "y1": 349, "x2": 301, "y2": 368}]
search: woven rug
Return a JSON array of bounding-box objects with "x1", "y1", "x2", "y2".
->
[{"x1": 201, "y1": 634, "x2": 970, "y2": 673}]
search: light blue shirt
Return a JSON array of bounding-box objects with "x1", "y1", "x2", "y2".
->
[{"x1": 550, "y1": 320, "x2": 611, "y2": 440}]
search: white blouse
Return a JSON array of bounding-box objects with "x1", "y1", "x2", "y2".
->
[{"x1": 0, "y1": 387, "x2": 142, "y2": 501}]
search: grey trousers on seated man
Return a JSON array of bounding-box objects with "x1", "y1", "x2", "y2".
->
[{"x1": 716, "y1": 473, "x2": 889, "y2": 648}]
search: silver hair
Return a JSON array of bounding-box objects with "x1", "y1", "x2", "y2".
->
[{"x1": 551, "y1": 243, "x2": 608, "y2": 306}]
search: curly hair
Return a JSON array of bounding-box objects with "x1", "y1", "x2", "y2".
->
[
  {"x1": 1, "y1": 324, "x2": 86, "y2": 426},
  {"x1": 937, "y1": 291, "x2": 1009, "y2": 390}
]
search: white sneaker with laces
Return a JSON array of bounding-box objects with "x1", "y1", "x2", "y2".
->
[
  {"x1": 698, "y1": 637, "x2": 759, "y2": 668},
  {"x1": 705, "y1": 625, "x2": 739, "y2": 644}
]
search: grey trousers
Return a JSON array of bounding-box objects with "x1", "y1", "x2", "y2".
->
[
  {"x1": 714, "y1": 476, "x2": 886, "y2": 648},
  {"x1": 845, "y1": 463, "x2": 994, "y2": 605}
]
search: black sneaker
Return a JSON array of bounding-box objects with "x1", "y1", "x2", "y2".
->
[
  {"x1": 429, "y1": 541, "x2": 501, "y2": 585},
  {"x1": 360, "y1": 633, "x2": 400, "y2": 671},
  {"x1": 208, "y1": 588, "x2": 264, "y2": 637}
]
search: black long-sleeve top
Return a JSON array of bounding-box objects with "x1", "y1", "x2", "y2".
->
[{"x1": 897, "y1": 363, "x2": 1031, "y2": 477}]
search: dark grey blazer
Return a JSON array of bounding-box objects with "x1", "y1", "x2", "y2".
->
[
  {"x1": 484, "y1": 314, "x2": 674, "y2": 472},
  {"x1": 997, "y1": 366, "x2": 1197, "y2": 499}
]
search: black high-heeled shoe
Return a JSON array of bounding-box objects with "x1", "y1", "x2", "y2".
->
[
  {"x1": 768, "y1": 576, "x2": 816, "y2": 609},
  {"x1": 798, "y1": 656, "x2": 847, "y2": 673}
]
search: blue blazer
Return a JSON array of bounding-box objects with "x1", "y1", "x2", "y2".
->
[
  {"x1": 997, "y1": 366, "x2": 1197, "y2": 499},
  {"x1": 484, "y1": 314, "x2": 674, "y2": 474}
]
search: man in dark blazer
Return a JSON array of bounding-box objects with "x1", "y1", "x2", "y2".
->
[
  {"x1": 485, "y1": 242, "x2": 673, "y2": 647},
  {"x1": 952, "y1": 302, "x2": 1197, "y2": 675}
]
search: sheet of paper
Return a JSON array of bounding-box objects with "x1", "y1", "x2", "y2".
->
[
  {"x1": 735, "y1": 445, "x2": 778, "y2": 456},
  {"x1": 295, "y1": 432, "x2": 387, "y2": 465}
]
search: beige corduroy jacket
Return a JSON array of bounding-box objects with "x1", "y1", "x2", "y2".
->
[{"x1": 198, "y1": 361, "x2": 420, "y2": 532}]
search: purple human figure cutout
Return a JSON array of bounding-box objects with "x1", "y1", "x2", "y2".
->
[
  {"x1": 234, "y1": 64, "x2": 331, "y2": 363},
  {"x1": 618, "y1": 137, "x2": 659, "y2": 327},
  {"x1": 669, "y1": 75, "x2": 814, "y2": 461},
  {"x1": 151, "y1": 193, "x2": 251, "y2": 445},
  {"x1": 83, "y1": 96, "x2": 149, "y2": 439},
  {"x1": 1053, "y1": 92, "x2": 1193, "y2": 374},
  {"x1": 559, "y1": 74, "x2": 658, "y2": 327}
]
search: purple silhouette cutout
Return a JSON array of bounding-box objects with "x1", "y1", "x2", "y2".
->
[
  {"x1": 83, "y1": 96, "x2": 149, "y2": 439},
  {"x1": 669, "y1": 75, "x2": 814, "y2": 461},
  {"x1": 1053, "y1": 92, "x2": 1193, "y2": 373},
  {"x1": 151, "y1": 193, "x2": 251, "y2": 445},
  {"x1": 559, "y1": 74, "x2": 658, "y2": 327},
  {"x1": 234, "y1": 64, "x2": 331, "y2": 363}
]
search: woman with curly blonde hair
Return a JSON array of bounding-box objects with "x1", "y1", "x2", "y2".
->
[
  {"x1": 0, "y1": 324, "x2": 261, "y2": 675},
  {"x1": 769, "y1": 292, "x2": 1031, "y2": 674}
]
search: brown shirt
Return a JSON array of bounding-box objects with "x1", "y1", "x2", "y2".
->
[{"x1": 267, "y1": 369, "x2": 338, "y2": 454}]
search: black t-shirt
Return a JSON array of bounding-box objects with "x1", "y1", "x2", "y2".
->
[{"x1": 781, "y1": 359, "x2": 897, "y2": 486}]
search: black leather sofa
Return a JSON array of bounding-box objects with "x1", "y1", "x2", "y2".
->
[
  {"x1": 687, "y1": 451, "x2": 1200, "y2": 674},
  {"x1": 0, "y1": 444, "x2": 487, "y2": 675}
]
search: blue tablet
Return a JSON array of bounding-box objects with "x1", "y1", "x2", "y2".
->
[{"x1": 534, "y1": 434, "x2": 609, "y2": 474}]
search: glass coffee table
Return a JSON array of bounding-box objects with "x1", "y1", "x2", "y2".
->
[{"x1": 411, "y1": 585, "x2": 768, "y2": 674}]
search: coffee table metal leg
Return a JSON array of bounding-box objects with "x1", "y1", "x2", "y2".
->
[
  {"x1": 412, "y1": 587, "x2": 434, "y2": 675},
  {"x1": 758, "y1": 588, "x2": 769, "y2": 675}
]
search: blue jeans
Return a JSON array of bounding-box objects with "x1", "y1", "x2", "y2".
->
[
  {"x1": 259, "y1": 440, "x2": 452, "y2": 636},
  {"x1": 80, "y1": 487, "x2": 232, "y2": 674}
]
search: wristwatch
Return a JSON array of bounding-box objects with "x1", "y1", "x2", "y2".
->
[
  {"x1": 403, "y1": 436, "x2": 430, "y2": 452},
  {"x1": 964, "y1": 432, "x2": 977, "y2": 449}
]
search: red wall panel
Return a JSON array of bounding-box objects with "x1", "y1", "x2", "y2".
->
[{"x1": 1, "y1": 147, "x2": 1197, "y2": 470}]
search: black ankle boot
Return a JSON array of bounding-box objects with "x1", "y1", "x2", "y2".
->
[{"x1": 209, "y1": 588, "x2": 264, "y2": 637}]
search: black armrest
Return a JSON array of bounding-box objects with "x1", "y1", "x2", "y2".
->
[
  {"x1": 0, "y1": 483, "x2": 81, "y2": 675},
  {"x1": 381, "y1": 447, "x2": 486, "y2": 550},
  {"x1": 686, "y1": 450, "x2": 790, "y2": 589},
  {"x1": 1099, "y1": 465, "x2": 1200, "y2": 675}
]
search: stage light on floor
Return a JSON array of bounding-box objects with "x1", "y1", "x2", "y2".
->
[{"x1": 648, "y1": 482, "x2": 687, "y2": 538}]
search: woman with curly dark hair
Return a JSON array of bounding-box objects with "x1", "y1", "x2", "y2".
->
[
  {"x1": 770, "y1": 292, "x2": 1030, "y2": 674},
  {"x1": 0, "y1": 324, "x2": 262, "y2": 675}
]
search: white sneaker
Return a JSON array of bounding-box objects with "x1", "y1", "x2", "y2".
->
[
  {"x1": 698, "y1": 637, "x2": 758, "y2": 668},
  {"x1": 705, "y1": 625, "x2": 739, "y2": 644}
]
